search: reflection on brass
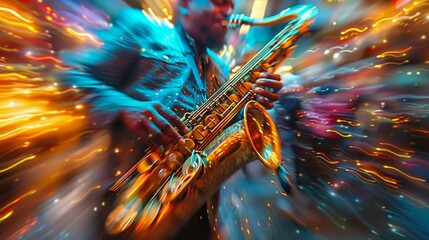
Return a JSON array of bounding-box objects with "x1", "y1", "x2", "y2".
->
[{"x1": 106, "y1": 5, "x2": 318, "y2": 239}]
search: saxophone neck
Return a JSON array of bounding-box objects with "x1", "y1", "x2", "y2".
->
[{"x1": 222, "y1": 4, "x2": 318, "y2": 29}]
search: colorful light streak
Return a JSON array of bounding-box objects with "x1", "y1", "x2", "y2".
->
[
  {"x1": 383, "y1": 165, "x2": 426, "y2": 182},
  {"x1": 0, "y1": 155, "x2": 36, "y2": 173},
  {"x1": 0, "y1": 0, "x2": 428, "y2": 239}
]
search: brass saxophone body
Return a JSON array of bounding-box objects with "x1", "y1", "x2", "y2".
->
[{"x1": 105, "y1": 4, "x2": 318, "y2": 239}]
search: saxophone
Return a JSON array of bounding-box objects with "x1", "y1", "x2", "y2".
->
[{"x1": 105, "y1": 4, "x2": 317, "y2": 239}]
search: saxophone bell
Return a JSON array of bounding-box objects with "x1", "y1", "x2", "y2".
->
[{"x1": 105, "y1": 4, "x2": 318, "y2": 239}]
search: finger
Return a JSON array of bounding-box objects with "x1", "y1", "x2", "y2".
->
[
  {"x1": 257, "y1": 96, "x2": 274, "y2": 109},
  {"x1": 256, "y1": 79, "x2": 283, "y2": 92},
  {"x1": 154, "y1": 104, "x2": 189, "y2": 134},
  {"x1": 254, "y1": 87, "x2": 280, "y2": 101},
  {"x1": 119, "y1": 110, "x2": 150, "y2": 138},
  {"x1": 258, "y1": 72, "x2": 281, "y2": 80},
  {"x1": 150, "y1": 113, "x2": 184, "y2": 146},
  {"x1": 139, "y1": 116, "x2": 171, "y2": 148}
]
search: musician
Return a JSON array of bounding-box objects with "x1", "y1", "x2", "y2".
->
[
  {"x1": 61, "y1": 0, "x2": 281, "y2": 149},
  {"x1": 60, "y1": 0, "x2": 285, "y2": 238}
]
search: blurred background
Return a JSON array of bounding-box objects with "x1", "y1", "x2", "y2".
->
[{"x1": 0, "y1": 0, "x2": 428, "y2": 239}]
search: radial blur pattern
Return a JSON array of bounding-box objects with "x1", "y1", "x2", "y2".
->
[{"x1": 0, "y1": 0, "x2": 428, "y2": 239}]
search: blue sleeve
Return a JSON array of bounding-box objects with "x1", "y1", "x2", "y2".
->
[{"x1": 58, "y1": 9, "x2": 147, "y2": 129}]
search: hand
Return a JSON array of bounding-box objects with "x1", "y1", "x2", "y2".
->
[
  {"x1": 119, "y1": 102, "x2": 188, "y2": 150},
  {"x1": 253, "y1": 72, "x2": 283, "y2": 109}
]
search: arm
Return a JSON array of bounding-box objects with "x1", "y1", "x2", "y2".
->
[
  {"x1": 58, "y1": 9, "x2": 187, "y2": 149},
  {"x1": 59, "y1": 10, "x2": 143, "y2": 129}
]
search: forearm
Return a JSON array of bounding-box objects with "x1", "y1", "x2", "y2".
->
[{"x1": 59, "y1": 68, "x2": 143, "y2": 129}]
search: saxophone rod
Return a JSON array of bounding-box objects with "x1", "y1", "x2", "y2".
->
[{"x1": 222, "y1": 9, "x2": 299, "y2": 27}]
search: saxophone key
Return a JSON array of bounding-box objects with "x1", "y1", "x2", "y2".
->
[
  {"x1": 179, "y1": 138, "x2": 195, "y2": 154},
  {"x1": 181, "y1": 112, "x2": 191, "y2": 121},
  {"x1": 249, "y1": 71, "x2": 261, "y2": 83},
  {"x1": 105, "y1": 196, "x2": 142, "y2": 234},
  {"x1": 226, "y1": 93, "x2": 240, "y2": 103},
  {"x1": 204, "y1": 113, "x2": 220, "y2": 129},
  {"x1": 121, "y1": 173, "x2": 150, "y2": 202},
  {"x1": 137, "y1": 152, "x2": 160, "y2": 173},
  {"x1": 166, "y1": 151, "x2": 185, "y2": 170},
  {"x1": 235, "y1": 81, "x2": 253, "y2": 96},
  {"x1": 135, "y1": 198, "x2": 161, "y2": 231},
  {"x1": 159, "y1": 175, "x2": 183, "y2": 203},
  {"x1": 160, "y1": 152, "x2": 203, "y2": 203},
  {"x1": 192, "y1": 125, "x2": 209, "y2": 141}
]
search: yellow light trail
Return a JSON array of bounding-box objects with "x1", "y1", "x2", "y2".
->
[
  {"x1": 375, "y1": 147, "x2": 412, "y2": 158},
  {"x1": 0, "y1": 123, "x2": 55, "y2": 140},
  {"x1": 72, "y1": 148, "x2": 104, "y2": 162},
  {"x1": 383, "y1": 165, "x2": 426, "y2": 182},
  {"x1": 0, "y1": 114, "x2": 34, "y2": 127},
  {"x1": 0, "y1": 16, "x2": 37, "y2": 33},
  {"x1": 70, "y1": 185, "x2": 102, "y2": 204},
  {"x1": 345, "y1": 168, "x2": 376, "y2": 183},
  {"x1": 0, "y1": 155, "x2": 36, "y2": 173},
  {"x1": 349, "y1": 145, "x2": 379, "y2": 157},
  {"x1": 341, "y1": 27, "x2": 368, "y2": 35},
  {"x1": 26, "y1": 127, "x2": 59, "y2": 139},
  {"x1": 0, "y1": 6, "x2": 33, "y2": 23},
  {"x1": 0, "y1": 46, "x2": 19, "y2": 52},
  {"x1": 0, "y1": 210, "x2": 13, "y2": 223},
  {"x1": 379, "y1": 142, "x2": 415, "y2": 153},
  {"x1": 377, "y1": 47, "x2": 412, "y2": 58},
  {"x1": 376, "y1": 53, "x2": 406, "y2": 59},
  {"x1": 373, "y1": 60, "x2": 410, "y2": 68},
  {"x1": 0, "y1": 190, "x2": 37, "y2": 212},
  {"x1": 361, "y1": 168, "x2": 399, "y2": 186},
  {"x1": 316, "y1": 151, "x2": 340, "y2": 164},
  {"x1": 270, "y1": 180, "x2": 288, "y2": 196},
  {"x1": 326, "y1": 129, "x2": 353, "y2": 137},
  {"x1": 0, "y1": 73, "x2": 29, "y2": 80},
  {"x1": 65, "y1": 27, "x2": 103, "y2": 46},
  {"x1": 372, "y1": 12, "x2": 402, "y2": 27},
  {"x1": 336, "y1": 119, "x2": 361, "y2": 126},
  {"x1": 25, "y1": 54, "x2": 62, "y2": 63}
]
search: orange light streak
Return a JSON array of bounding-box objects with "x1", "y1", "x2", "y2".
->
[
  {"x1": 0, "y1": 210, "x2": 13, "y2": 223},
  {"x1": 71, "y1": 148, "x2": 104, "y2": 162},
  {"x1": 0, "y1": 15, "x2": 37, "y2": 33},
  {"x1": 70, "y1": 185, "x2": 102, "y2": 204},
  {"x1": 372, "y1": 12, "x2": 402, "y2": 27},
  {"x1": 383, "y1": 165, "x2": 426, "y2": 182},
  {"x1": 377, "y1": 47, "x2": 412, "y2": 58},
  {"x1": 373, "y1": 60, "x2": 410, "y2": 68},
  {"x1": 0, "y1": 190, "x2": 37, "y2": 223},
  {"x1": 326, "y1": 129, "x2": 353, "y2": 137},
  {"x1": 349, "y1": 145, "x2": 379, "y2": 157},
  {"x1": 336, "y1": 119, "x2": 361, "y2": 127},
  {"x1": 361, "y1": 168, "x2": 399, "y2": 186},
  {"x1": 25, "y1": 54, "x2": 62, "y2": 63},
  {"x1": 376, "y1": 53, "x2": 406, "y2": 59},
  {"x1": 0, "y1": 155, "x2": 37, "y2": 173},
  {"x1": 270, "y1": 180, "x2": 288, "y2": 196},
  {"x1": 345, "y1": 169, "x2": 376, "y2": 183},
  {"x1": 375, "y1": 147, "x2": 412, "y2": 158},
  {"x1": 316, "y1": 151, "x2": 340, "y2": 164},
  {"x1": 0, "y1": 73, "x2": 29, "y2": 80},
  {"x1": 341, "y1": 27, "x2": 368, "y2": 35},
  {"x1": 0, "y1": 46, "x2": 19, "y2": 52},
  {"x1": 0, "y1": 6, "x2": 33, "y2": 23},
  {"x1": 65, "y1": 27, "x2": 103, "y2": 46},
  {"x1": 379, "y1": 142, "x2": 415, "y2": 153}
]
